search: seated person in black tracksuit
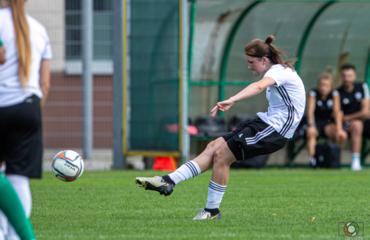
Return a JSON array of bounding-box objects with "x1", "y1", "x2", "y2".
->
[
  {"x1": 337, "y1": 63, "x2": 370, "y2": 171},
  {"x1": 306, "y1": 71, "x2": 347, "y2": 167}
]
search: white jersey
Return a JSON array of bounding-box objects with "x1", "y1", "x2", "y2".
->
[
  {"x1": 0, "y1": 7, "x2": 52, "y2": 107},
  {"x1": 256, "y1": 64, "x2": 306, "y2": 139}
]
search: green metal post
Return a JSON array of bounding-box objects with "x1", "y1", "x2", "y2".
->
[
  {"x1": 185, "y1": 0, "x2": 196, "y2": 165},
  {"x1": 187, "y1": 0, "x2": 196, "y2": 122},
  {"x1": 362, "y1": 48, "x2": 370, "y2": 165},
  {"x1": 295, "y1": 1, "x2": 336, "y2": 74},
  {"x1": 366, "y1": 48, "x2": 370, "y2": 88},
  {"x1": 218, "y1": 1, "x2": 262, "y2": 116},
  {"x1": 188, "y1": 0, "x2": 196, "y2": 84}
]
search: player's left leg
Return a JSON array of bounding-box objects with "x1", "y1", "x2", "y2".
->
[{"x1": 193, "y1": 143, "x2": 235, "y2": 220}]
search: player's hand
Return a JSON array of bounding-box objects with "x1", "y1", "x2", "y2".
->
[
  {"x1": 306, "y1": 125, "x2": 318, "y2": 138},
  {"x1": 335, "y1": 129, "x2": 347, "y2": 142},
  {"x1": 210, "y1": 99, "x2": 235, "y2": 117}
]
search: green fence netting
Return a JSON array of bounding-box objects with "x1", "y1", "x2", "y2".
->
[
  {"x1": 189, "y1": 1, "x2": 370, "y2": 122},
  {"x1": 129, "y1": 0, "x2": 180, "y2": 152}
]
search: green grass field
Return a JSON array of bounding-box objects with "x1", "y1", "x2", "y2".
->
[{"x1": 30, "y1": 169, "x2": 370, "y2": 239}]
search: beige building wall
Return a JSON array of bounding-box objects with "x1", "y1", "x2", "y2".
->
[{"x1": 26, "y1": 0, "x2": 65, "y2": 72}]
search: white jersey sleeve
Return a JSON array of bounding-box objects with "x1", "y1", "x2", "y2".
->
[
  {"x1": 332, "y1": 89, "x2": 339, "y2": 97},
  {"x1": 362, "y1": 83, "x2": 369, "y2": 99},
  {"x1": 264, "y1": 65, "x2": 289, "y2": 87},
  {"x1": 309, "y1": 90, "x2": 316, "y2": 97},
  {"x1": 41, "y1": 27, "x2": 52, "y2": 60}
]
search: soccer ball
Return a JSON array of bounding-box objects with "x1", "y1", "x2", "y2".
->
[{"x1": 52, "y1": 150, "x2": 84, "y2": 182}]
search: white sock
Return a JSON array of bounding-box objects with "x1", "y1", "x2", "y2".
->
[
  {"x1": 168, "y1": 161, "x2": 201, "y2": 184},
  {"x1": 310, "y1": 157, "x2": 316, "y2": 167},
  {"x1": 352, "y1": 153, "x2": 360, "y2": 163},
  {"x1": 6, "y1": 174, "x2": 31, "y2": 240},
  {"x1": 205, "y1": 180, "x2": 226, "y2": 209}
]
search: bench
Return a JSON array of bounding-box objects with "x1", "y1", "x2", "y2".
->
[
  {"x1": 287, "y1": 137, "x2": 370, "y2": 167},
  {"x1": 190, "y1": 114, "x2": 370, "y2": 167}
]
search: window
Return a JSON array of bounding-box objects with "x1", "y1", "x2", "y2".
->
[{"x1": 65, "y1": 0, "x2": 113, "y2": 74}]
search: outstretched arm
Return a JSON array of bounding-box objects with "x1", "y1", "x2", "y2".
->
[
  {"x1": 230, "y1": 77, "x2": 276, "y2": 103},
  {"x1": 211, "y1": 77, "x2": 276, "y2": 117}
]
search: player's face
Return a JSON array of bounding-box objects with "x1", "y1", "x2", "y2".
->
[
  {"x1": 341, "y1": 69, "x2": 356, "y2": 87},
  {"x1": 318, "y1": 79, "x2": 332, "y2": 96},
  {"x1": 246, "y1": 56, "x2": 266, "y2": 76}
]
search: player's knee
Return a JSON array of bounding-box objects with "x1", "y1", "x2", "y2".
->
[
  {"x1": 342, "y1": 132, "x2": 348, "y2": 141},
  {"x1": 213, "y1": 149, "x2": 226, "y2": 165},
  {"x1": 213, "y1": 149, "x2": 221, "y2": 164},
  {"x1": 206, "y1": 141, "x2": 215, "y2": 150},
  {"x1": 306, "y1": 129, "x2": 316, "y2": 138},
  {"x1": 351, "y1": 120, "x2": 363, "y2": 134}
]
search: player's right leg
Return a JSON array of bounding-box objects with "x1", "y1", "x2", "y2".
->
[
  {"x1": 135, "y1": 137, "x2": 226, "y2": 196},
  {"x1": 194, "y1": 118, "x2": 288, "y2": 220}
]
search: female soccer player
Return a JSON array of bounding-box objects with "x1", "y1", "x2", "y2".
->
[
  {"x1": 0, "y1": 0, "x2": 52, "y2": 238},
  {"x1": 306, "y1": 71, "x2": 347, "y2": 167},
  {"x1": 136, "y1": 36, "x2": 306, "y2": 220},
  {"x1": 0, "y1": 38, "x2": 36, "y2": 240}
]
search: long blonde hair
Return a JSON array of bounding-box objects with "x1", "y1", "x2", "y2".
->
[{"x1": 10, "y1": 0, "x2": 31, "y2": 88}]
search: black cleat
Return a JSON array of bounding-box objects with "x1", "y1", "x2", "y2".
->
[
  {"x1": 135, "y1": 176, "x2": 174, "y2": 196},
  {"x1": 193, "y1": 209, "x2": 222, "y2": 220}
]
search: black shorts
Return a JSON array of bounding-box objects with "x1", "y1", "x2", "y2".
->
[
  {"x1": 316, "y1": 118, "x2": 334, "y2": 138},
  {"x1": 342, "y1": 121, "x2": 352, "y2": 133},
  {"x1": 0, "y1": 95, "x2": 42, "y2": 178},
  {"x1": 222, "y1": 117, "x2": 288, "y2": 161}
]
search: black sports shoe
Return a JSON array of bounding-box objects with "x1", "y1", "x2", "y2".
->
[{"x1": 135, "y1": 176, "x2": 174, "y2": 196}]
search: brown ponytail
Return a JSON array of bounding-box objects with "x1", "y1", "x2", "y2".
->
[
  {"x1": 244, "y1": 35, "x2": 297, "y2": 70},
  {"x1": 10, "y1": 0, "x2": 31, "y2": 88}
]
